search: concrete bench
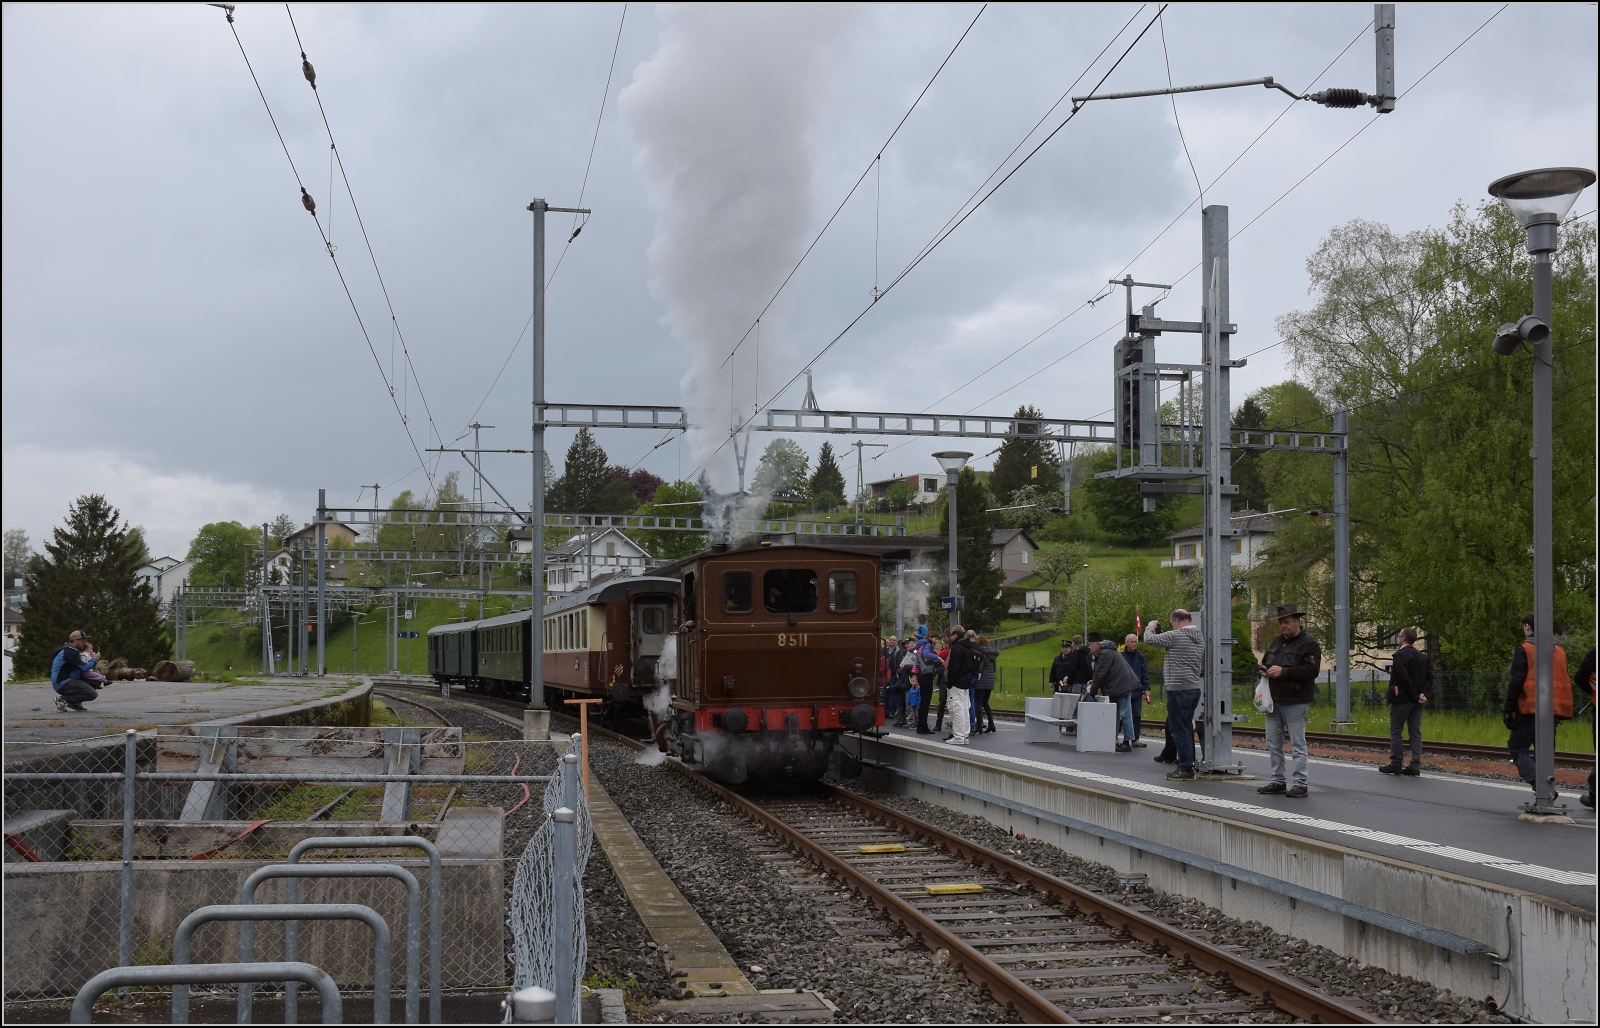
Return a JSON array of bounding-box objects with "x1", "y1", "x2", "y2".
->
[{"x1": 1024, "y1": 693, "x2": 1116, "y2": 752}]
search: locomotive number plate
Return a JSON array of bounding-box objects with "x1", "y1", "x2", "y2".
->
[{"x1": 775, "y1": 633, "x2": 810, "y2": 647}]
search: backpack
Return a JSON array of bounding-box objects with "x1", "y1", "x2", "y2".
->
[{"x1": 917, "y1": 646, "x2": 942, "y2": 674}]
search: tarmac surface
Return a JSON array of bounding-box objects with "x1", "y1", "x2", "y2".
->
[
  {"x1": 873, "y1": 715, "x2": 1598, "y2": 912},
  {"x1": 2, "y1": 677, "x2": 354, "y2": 750}
]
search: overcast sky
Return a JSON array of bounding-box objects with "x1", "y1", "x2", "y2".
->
[{"x1": 3, "y1": 2, "x2": 1595, "y2": 560}]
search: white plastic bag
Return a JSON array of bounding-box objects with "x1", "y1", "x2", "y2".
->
[{"x1": 1253, "y1": 676, "x2": 1274, "y2": 714}]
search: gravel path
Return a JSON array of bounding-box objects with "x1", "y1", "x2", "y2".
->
[
  {"x1": 586, "y1": 732, "x2": 1017, "y2": 1024},
  {"x1": 832, "y1": 777, "x2": 1512, "y2": 1024}
]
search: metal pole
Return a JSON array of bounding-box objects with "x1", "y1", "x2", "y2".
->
[
  {"x1": 118, "y1": 729, "x2": 135, "y2": 997},
  {"x1": 528, "y1": 198, "x2": 549, "y2": 735},
  {"x1": 1332, "y1": 409, "x2": 1353, "y2": 728},
  {"x1": 946, "y1": 471, "x2": 959, "y2": 602},
  {"x1": 1199, "y1": 204, "x2": 1238, "y2": 772},
  {"x1": 1528, "y1": 213, "x2": 1558, "y2": 813},
  {"x1": 262, "y1": 524, "x2": 272, "y2": 674},
  {"x1": 895, "y1": 565, "x2": 905, "y2": 637},
  {"x1": 551, "y1": 807, "x2": 577, "y2": 1023},
  {"x1": 317, "y1": 489, "x2": 327, "y2": 676},
  {"x1": 1081, "y1": 566, "x2": 1089, "y2": 641}
]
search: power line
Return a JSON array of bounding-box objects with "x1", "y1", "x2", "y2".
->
[
  {"x1": 685, "y1": 5, "x2": 1169, "y2": 486},
  {"x1": 1158, "y1": 9, "x2": 1203, "y2": 210},
  {"x1": 285, "y1": 4, "x2": 445, "y2": 489},
  {"x1": 216, "y1": 6, "x2": 434, "y2": 482},
  {"x1": 714, "y1": 2, "x2": 990, "y2": 377},
  {"x1": 453, "y1": 5, "x2": 628, "y2": 446}
]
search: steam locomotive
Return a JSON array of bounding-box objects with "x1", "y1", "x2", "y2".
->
[{"x1": 427, "y1": 540, "x2": 883, "y2": 781}]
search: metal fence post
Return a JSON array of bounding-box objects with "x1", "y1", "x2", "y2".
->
[
  {"x1": 118, "y1": 729, "x2": 136, "y2": 997},
  {"x1": 560, "y1": 752, "x2": 579, "y2": 813},
  {"x1": 551, "y1": 807, "x2": 577, "y2": 1024}
]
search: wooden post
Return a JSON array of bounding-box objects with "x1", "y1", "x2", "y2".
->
[{"x1": 569, "y1": 698, "x2": 604, "y2": 800}]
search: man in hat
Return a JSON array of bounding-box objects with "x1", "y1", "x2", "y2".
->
[
  {"x1": 1257, "y1": 604, "x2": 1322, "y2": 798},
  {"x1": 1049, "y1": 639, "x2": 1076, "y2": 693},
  {"x1": 49, "y1": 630, "x2": 103, "y2": 712},
  {"x1": 1086, "y1": 632, "x2": 1141, "y2": 752}
]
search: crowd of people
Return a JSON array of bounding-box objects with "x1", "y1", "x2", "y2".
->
[{"x1": 877, "y1": 604, "x2": 1596, "y2": 810}]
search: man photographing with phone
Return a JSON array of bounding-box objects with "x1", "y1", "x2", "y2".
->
[{"x1": 1257, "y1": 604, "x2": 1322, "y2": 798}]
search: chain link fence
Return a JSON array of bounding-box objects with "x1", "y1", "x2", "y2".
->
[{"x1": 3, "y1": 729, "x2": 588, "y2": 1019}]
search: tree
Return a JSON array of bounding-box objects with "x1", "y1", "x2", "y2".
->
[
  {"x1": 988, "y1": 404, "x2": 1061, "y2": 504},
  {"x1": 1033, "y1": 543, "x2": 1089, "y2": 589},
  {"x1": 751, "y1": 438, "x2": 810, "y2": 499},
  {"x1": 934, "y1": 467, "x2": 1007, "y2": 631},
  {"x1": 268, "y1": 514, "x2": 298, "y2": 548},
  {"x1": 1081, "y1": 448, "x2": 1181, "y2": 546},
  {"x1": 186, "y1": 521, "x2": 259, "y2": 588},
  {"x1": 1265, "y1": 205, "x2": 1596, "y2": 672},
  {"x1": 4, "y1": 528, "x2": 35, "y2": 587},
  {"x1": 1231, "y1": 395, "x2": 1270, "y2": 511},
  {"x1": 636, "y1": 480, "x2": 708, "y2": 559},
  {"x1": 884, "y1": 479, "x2": 915, "y2": 511},
  {"x1": 14, "y1": 495, "x2": 171, "y2": 678},
  {"x1": 998, "y1": 483, "x2": 1058, "y2": 532},
  {"x1": 627, "y1": 468, "x2": 665, "y2": 505},
  {"x1": 808, "y1": 442, "x2": 846, "y2": 506}
]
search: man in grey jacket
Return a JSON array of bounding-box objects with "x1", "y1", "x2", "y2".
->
[
  {"x1": 1144, "y1": 609, "x2": 1205, "y2": 781},
  {"x1": 1087, "y1": 632, "x2": 1140, "y2": 752}
]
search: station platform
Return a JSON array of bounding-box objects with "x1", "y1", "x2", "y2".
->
[
  {"x1": 848, "y1": 718, "x2": 1597, "y2": 1024},
  {"x1": 2, "y1": 677, "x2": 368, "y2": 753},
  {"x1": 866, "y1": 719, "x2": 1595, "y2": 909}
]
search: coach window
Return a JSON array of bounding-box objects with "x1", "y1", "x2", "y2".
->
[
  {"x1": 763, "y1": 569, "x2": 819, "y2": 614},
  {"x1": 642, "y1": 607, "x2": 665, "y2": 634},
  {"x1": 828, "y1": 571, "x2": 858, "y2": 613},
  {"x1": 723, "y1": 571, "x2": 753, "y2": 614}
]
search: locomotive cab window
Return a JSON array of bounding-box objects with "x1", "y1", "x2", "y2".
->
[
  {"x1": 722, "y1": 571, "x2": 753, "y2": 614},
  {"x1": 763, "y1": 569, "x2": 818, "y2": 614},
  {"x1": 828, "y1": 571, "x2": 858, "y2": 613},
  {"x1": 641, "y1": 607, "x2": 666, "y2": 634}
]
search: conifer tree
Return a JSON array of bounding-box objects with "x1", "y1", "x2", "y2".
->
[
  {"x1": 809, "y1": 442, "x2": 847, "y2": 508},
  {"x1": 15, "y1": 495, "x2": 170, "y2": 678}
]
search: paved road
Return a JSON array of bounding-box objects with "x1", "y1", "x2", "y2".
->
[{"x1": 3, "y1": 677, "x2": 354, "y2": 750}]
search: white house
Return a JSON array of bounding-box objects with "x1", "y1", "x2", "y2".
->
[
  {"x1": 868, "y1": 474, "x2": 944, "y2": 507},
  {"x1": 1161, "y1": 510, "x2": 1281, "y2": 571},
  {"x1": 510, "y1": 527, "x2": 653, "y2": 593},
  {"x1": 135, "y1": 556, "x2": 191, "y2": 614}
]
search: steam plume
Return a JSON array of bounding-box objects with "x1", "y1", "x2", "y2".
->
[{"x1": 621, "y1": 5, "x2": 856, "y2": 490}]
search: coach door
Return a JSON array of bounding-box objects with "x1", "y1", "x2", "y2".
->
[{"x1": 633, "y1": 600, "x2": 671, "y2": 685}]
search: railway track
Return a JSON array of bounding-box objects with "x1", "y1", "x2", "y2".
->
[
  {"x1": 983, "y1": 709, "x2": 1594, "y2": 770},
  {"x1": 375, "y1": 683, "x2": 1375, "y2": 1023}
]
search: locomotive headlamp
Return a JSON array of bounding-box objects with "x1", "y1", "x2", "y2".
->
[{"x1": 847, "y1": 675, "x2": 871, "y2": 699}]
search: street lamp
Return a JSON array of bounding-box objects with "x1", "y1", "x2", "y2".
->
[
  {"x1": 1080, "y1": 563, "x2": 1090, "y2": 641},
  {"x1": 1486, "y1": 166, "x2": 1595, "y2": 816},
  {"x1": 933, "y1": 452, "x2": 972, "y2": 607}
]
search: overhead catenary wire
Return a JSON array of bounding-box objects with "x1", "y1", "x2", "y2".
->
[
  {"x1": 899, "y1": 2, "x2": 1513, "y2": 442},
  {"x1": 684, "y1": 5, "x2": 1168, "y2": 486},
  {"x1": 285, "y1": 4, "x2": 446, "y2": 489},
  {"x1": 1158, "y1": 9, "x2": 1204, "y2": 210},
  {"x1": 714, "y1": 2, "x2": 990, "y2": 377},
  {"x1": 216, "y1": 6, "x2": 434, "y2": 484},
  {"x1": 453, "y1": 4, "x2": 628, "y2": 448}
]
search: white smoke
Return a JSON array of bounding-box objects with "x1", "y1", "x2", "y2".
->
[{"x1": 621, "y1": 5, "x2": 858, "y2": 492}]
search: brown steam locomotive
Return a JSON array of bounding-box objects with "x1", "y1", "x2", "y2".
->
[{"x1": 428, "y1": 539, "x2": 882, "y2": 781}]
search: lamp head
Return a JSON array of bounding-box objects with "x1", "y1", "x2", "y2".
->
[
  {"x1": 1492, "y1": 315, "x2": 1549, "y2": 356},
  {"x1": 932, "y1": 451, "x2": 972, "y2": 475},
  {"x1": 1487, "y1": 167, "x2": 1595, "y2": 228}
]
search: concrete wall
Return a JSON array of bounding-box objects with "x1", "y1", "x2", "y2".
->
[
  {"x1": 3, "y1": 854, "x2": 504, "y2": 1000},
  {"x1": 868, "y1": 744, "x2": 1596, "y2": 1025}
]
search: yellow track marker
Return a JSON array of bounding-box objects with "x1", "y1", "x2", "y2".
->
[
  {"x1": 856, "y1": 843, "x2": 907, "y2": 854},
  {"x1": 927, "y1": 883, "x2": 985, "y2": 895}
]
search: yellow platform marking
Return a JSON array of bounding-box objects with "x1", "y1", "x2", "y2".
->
[
  {"x1": 856, "y1": 843, "x2": 907, "y2": 853},
  {"x1": 926, "y1": 882, "x2": 985, "y2": 894}
]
